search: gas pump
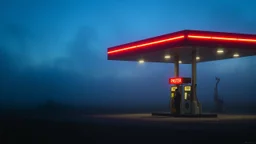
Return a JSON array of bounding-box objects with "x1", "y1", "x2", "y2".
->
[
  {"x1": 182, "y1": 85, "x2": 192, "y2": 114},
  {"x1": 169, "y1": 77, "x2": 192, "y2": 114},
  {"x1": 170, "y1": 86, "x2": 177, "y2": 113}
]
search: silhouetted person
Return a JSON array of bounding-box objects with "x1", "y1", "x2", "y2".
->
[{"x1": 174, "y1": 88, "x2": 181, "y2": 115}]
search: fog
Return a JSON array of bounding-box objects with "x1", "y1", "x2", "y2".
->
[{"x1": 0, "y1": 0, "x2": 256, "y2": 114}]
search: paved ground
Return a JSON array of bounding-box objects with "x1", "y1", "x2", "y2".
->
[
  {"x1": 1, "y1": 113, "x2": 256, "y2": 144},
  {"x1": 92, "y1": 113, "x2": 256, "y2": 123}
]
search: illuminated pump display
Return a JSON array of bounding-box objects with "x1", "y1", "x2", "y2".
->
[
  {"x1": 183, "y1": 85, "x2": 192, "y2": 114},
  {"x1": 170, "y1": 86, "x2": 177, "y2": 98},
  {"x1": 184, "y1": 85, "x2": 191, "y2": 100},
  {"x1": 170, "y1": 86, "x2": 178, "y2": 113}
]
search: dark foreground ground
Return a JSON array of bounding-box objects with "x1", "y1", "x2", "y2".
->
[{"x1": 1, "y1": 113, "x2": 256, "y2": 144}]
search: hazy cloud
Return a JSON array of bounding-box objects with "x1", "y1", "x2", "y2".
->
[{"x1": 0, "y1": 0, "x2": 255, "y2": 109}]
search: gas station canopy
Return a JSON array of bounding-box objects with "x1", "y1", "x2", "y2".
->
[{"x1": 107, "y1": 30, "x2": 256, "y2": 64}]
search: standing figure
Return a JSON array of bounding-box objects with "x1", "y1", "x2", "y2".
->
[{"x1": 174, "y1": 88, "x2": 182, "y2": 115}]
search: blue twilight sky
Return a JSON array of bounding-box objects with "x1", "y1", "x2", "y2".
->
[{"x1": 0, "y1": 0, "x2": 256, "y2": 108}]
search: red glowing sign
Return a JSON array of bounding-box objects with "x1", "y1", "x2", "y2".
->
[
  {"x1": 169, "y1": 78, "x2": 182, "y2": 84},
  {"x1": 169, "y1": 77, "x2": 191, "y2": 85}
]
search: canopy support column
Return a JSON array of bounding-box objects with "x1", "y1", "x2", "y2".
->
[
  {"x1": 191, "y1": 50, "x2": 197, "y2": 102},
  {"x1": 174, "y1": 55, "x2": 179, "y2": 77},
  {"x1": 191, "y1": 50, "x2": 201, "y2": 114}
]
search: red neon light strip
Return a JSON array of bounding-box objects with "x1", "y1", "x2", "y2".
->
[
  {"x1": 108, "y1": 35, "x2": 184, "y2": 54},
  {"x1": 188, "y1": 35, "x2": 256, "y2": 42}
]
